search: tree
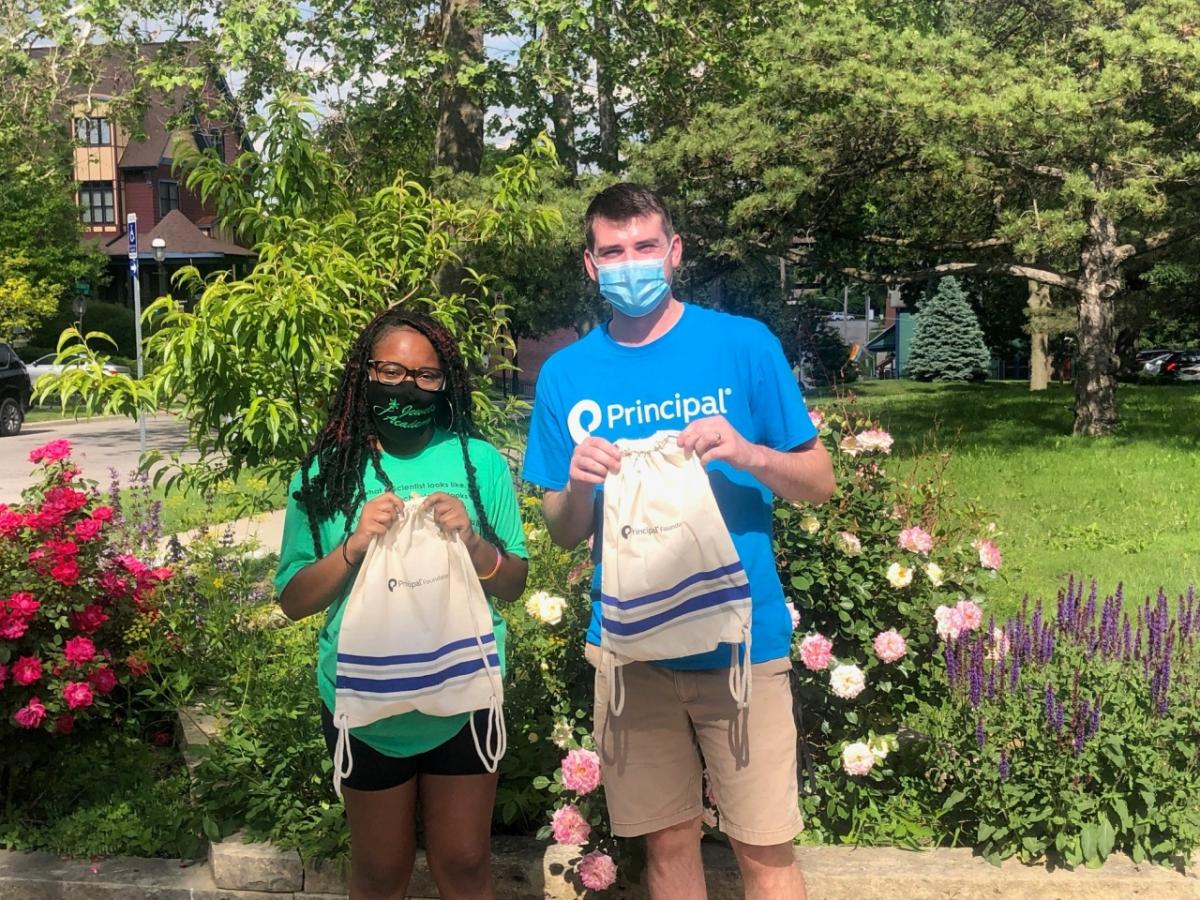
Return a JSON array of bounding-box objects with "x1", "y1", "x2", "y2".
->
[
  {"x1": 643, "y1": 1, "x2": 1200, "y2": 435},
  {"x1": 37, "y1": 96, "x2": 563, "y2": 499},
  {"x1": 907, "y1": 278, "x2": 990, "y2": 382}
]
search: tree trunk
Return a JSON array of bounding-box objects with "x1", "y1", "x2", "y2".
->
[
  {"x1": 593, "y1": 0, "x2": 619, "y2": 172},
  {"x1": 1027, "y1": 280, "x2": 1052, "y2": 391},
  {"x1": 544, "y1": 21, "x2": 578, "y2": 180},
  {"x1": 1072, "y1": 191, "x2": 1121, "y2": 436},
  {"x1": 435, "y1": 0, "x2": 484, "y2": 174}
]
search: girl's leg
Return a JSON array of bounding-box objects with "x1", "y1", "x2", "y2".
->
[
  {"x1": 343, "y1": 780, "x2": 419, "y2": 900},
  {"x1": 419, "y1": 772, "x2": 500, "y2": 900}
]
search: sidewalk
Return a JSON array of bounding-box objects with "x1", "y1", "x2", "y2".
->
[{"x1": 158, "y1": 507, "x2": 287, "y2": 558}]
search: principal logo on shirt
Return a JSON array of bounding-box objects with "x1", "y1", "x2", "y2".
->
[{"x1": 566, "y1": 388, "x2": 734, "y2": 444}]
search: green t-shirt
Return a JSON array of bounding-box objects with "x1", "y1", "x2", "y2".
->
[{"x1": 274, "y1": 430, "x2": 527, "y2": 758}]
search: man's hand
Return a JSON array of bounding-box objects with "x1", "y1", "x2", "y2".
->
[
  {"x1": 677, "y1": 416, "x2": 763, "y2": 470},
  {"x1": 568, "y1": 436, "x2": 622, "y2": 487}
]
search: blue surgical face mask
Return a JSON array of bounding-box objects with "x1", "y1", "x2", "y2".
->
[{"x1": 594, "y1": 254, "x2": 671, "y2": 318}]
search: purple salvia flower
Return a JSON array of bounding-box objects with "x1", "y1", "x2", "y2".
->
[
  {"x1": 999, "y1": 749, "x2": 1010, "y2": 782},
  {"x1": 987, "y1": 662, "x2": 996, "y2": 700},
  {"x1": 1122, "y1": 615, "x2": 1132, "y2": 662},
  {"x1": 944, "y1": 641, "x2": 958, "y2": 685},
  {"x1": 1053, "y1": 696, "x2": 1065, "y2": 732},
  {"x1": 976, "y1": 719, "x2": 986, "y2": 748},
  {"x1": 1009, "y1": 652, "x2": 1021, "y2": 692},
  {"x1": 969, "y1": 637, "x2": 984, "y2": 709},
  {"x1": 1090, "y1": 694, "x2": 1102, "y2": 737},
  {"x1": 1043, "y1": 682, "x2": 1056, "y2": 730}
]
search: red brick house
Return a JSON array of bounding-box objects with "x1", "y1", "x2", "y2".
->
[{"x1": 67, "y1": 44, "x2": 253, "y2": 306}]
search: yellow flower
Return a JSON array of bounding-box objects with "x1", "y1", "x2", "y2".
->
[
  {"x1": 800, "y1": 514, "x2": 821, "y2": 534},
  {"x1": 886, "y1": 562, "x2": 913, "y2": 589}
]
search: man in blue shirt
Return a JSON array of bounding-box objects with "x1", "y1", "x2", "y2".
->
[{"x1": 524, "y1": 183, "x2": 834, "y2": 900}]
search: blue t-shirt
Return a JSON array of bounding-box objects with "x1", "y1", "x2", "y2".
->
[{"x1": 522, "y1": 304, "x2": 818, "y2": 669}]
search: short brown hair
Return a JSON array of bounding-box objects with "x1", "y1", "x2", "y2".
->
[{"x1": 584, "y1": 183, "x2": 675, "y2": 250}]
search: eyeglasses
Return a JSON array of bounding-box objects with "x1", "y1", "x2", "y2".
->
[{"x1": 367, "y1": 360, "x2": 446, "y2": 391}]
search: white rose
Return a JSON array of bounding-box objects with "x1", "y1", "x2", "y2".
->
[
  {"x1": 524, "y1": 590, "x2": 566, "y2": 625},
  {"x1": 830, "y1": 663, "x2": 866, "y2": 700},
  {"x1": 925, "y1": 562, "x2": 945, "y2": 587},
  {"x1": 886, "y1": 562, "x2": 914, "y2": 589},
  {"x1": 841, "y1": 741, "x2": 876, "y2": 776}
]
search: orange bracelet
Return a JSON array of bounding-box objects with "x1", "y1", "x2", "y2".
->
[{"x1": 478, "y1": 544, "x2": 503, "y2": 581}]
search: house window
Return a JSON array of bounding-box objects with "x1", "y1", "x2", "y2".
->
[
  {"x1": 78, "y1": 181, "x2": 115, "y2": 225},
  {"x1": 75, "y1": 116, "x2": 111, "y2": 146},
  {"x1": 159, "y1": 180, "x2": 180, "y2": 217}
]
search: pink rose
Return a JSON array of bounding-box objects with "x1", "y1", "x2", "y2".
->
[
  {"x1": 934, "y1": 605, "x2": 966, "y2": 642},
  {"x1": 956, "y1": 599, "x2": 983, "y2": 632},
  {"x1": 873, "y1": 629, "x2": 908, "y2": 664},
  {"x1": 88, "y1": 666, "x2": 118, "y2": 695},
  {"x1": 12, "y1": 656, "x2": 42, "y2": 686},
  {"x1": 14, "y1": 697, "x2": 46, "y2": 729},
  {"x1": 897, "y1": 526, "x2": 933, "y2": 555},
  {"x1": 789, "y1": 605, "x2": 801, "y2": 631},
  {"x1": 64, "y1": 636, "x2": 97, "y2": 667},
  {"x1": 808, "y1": 408, "x2": 825, "y2": 429},
  {"x1": 577, "y1": 851, "x2": 618, "y2": 892},
  {"x1": 29, "y1": 439, "x2": 71, "y2": 464},
  {"x1": 550, "y1": 804, "x2": 592, "y2": 845},
  {"x1": 974, "y1": 539, "x2": 1002, "y2": 570},
  {"x1": 798, "y1": 633, "x2": 834, "y2": 671},
  {"x1": 63, "y1": 681, "x2": 94, "y2": 710},
  {"x1": 91, "y1": 506, "x2": 114, "y2": 522},
  {"x1": 561, "y1": 748, "x2": 602, "y2": 795}
]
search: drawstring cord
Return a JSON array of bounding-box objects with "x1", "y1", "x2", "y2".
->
[
  {"x1": 332, "y1": 713, "x2": 354, "y2": 800},
  {"x1": 458, "y1": 534, "x2": 507, "y2": 772},
  {"x1": 727, "y1": 624, "x2": 753, "y2": 709}
]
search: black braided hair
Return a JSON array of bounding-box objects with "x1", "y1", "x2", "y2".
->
[{"x1": 293, "y1": 306, "x2": 507, "y2": 559}]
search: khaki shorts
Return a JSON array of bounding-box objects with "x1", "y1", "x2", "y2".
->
[{"x1": 587, "y1": 644, "x2": 803, "y2": 846}]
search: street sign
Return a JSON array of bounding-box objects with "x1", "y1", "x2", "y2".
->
[{"x1": 127, "y1": 214, "x2": 138, "y2": 277}]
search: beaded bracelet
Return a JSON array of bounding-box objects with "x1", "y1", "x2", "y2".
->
[{"x1": 478, "y1": 544, "x2": 503, "y2": 581}]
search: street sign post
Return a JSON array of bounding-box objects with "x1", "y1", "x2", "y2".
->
[{"x1": 127, "y1": 213, "x2": 146, "y2": 453}]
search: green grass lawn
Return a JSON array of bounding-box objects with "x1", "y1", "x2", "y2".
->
[{"x1": 811, "y1": 380, "x2": 1200, "y2": 611}]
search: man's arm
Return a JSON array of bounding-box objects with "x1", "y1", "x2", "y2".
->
[
  {"x1": 541, "y1": 436, "x2": 623, "y2": 549},
  {"x1": 678, "y1": 419, "x2": 835, "y2": 505}
]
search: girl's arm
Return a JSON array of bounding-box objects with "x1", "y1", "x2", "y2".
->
[{"x1": 279, "y1": 493, "x2": 404, "y2": 620}]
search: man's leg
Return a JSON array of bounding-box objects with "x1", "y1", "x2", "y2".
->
[
  {"x1": 689, "y1": 657, "x2": 806, "y2": 900},
  {"x1": 728, "y1": 838, "x2": 807, "y2": 900},
  {"x1": 645, "y1": 816, "x2": 706, "y2": 900},
  {"x1": 588, "y1": 646, "x2": 706, "y2": 900}
]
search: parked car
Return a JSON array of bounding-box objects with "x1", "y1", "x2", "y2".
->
[
  {"x1": 1145, "y1": 350, "x2": 1200, "y2": 379},
  {"x1": 1179, "y1": 362, "x2": 1200, "y2": 382},
  {"x1": 24, "y1": 353, "x2": 131, "y2": 384},
  {"x1": 0, "y1": 342, "x2": 33, "y2": 436},
  {"x1": 1142, "y1": 352, "x2": 1177, "y2": 375},
  {"x1": 1135, "y1": 348, "x2": 1175, "y2": 366}
]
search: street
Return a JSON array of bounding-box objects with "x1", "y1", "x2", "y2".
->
[{"x1": 0, "y1": 414, "x2": 193, "y2": 503}]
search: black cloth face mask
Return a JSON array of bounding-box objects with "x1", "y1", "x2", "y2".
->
[{"x1": 366, "y1": 380, "x2": 439, "y2": 454}]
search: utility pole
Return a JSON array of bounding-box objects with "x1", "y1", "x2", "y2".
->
[{"x1": 127, "y1": 213, "x2": 146, "y2": 453}]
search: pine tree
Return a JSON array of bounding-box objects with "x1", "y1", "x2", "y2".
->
[{"x1": 907, "y1": 278, "x2": 991, "y2": 382}]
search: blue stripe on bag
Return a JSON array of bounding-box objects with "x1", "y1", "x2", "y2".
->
[
  {"x1": 600, "y1": 585, "x2": 751, "y2": 637},
  {"x1": 337, "y1": 654, "x2": 502, "y2": 693},
  {"x1": 337, "y1": 633, "x2": 495, "y2": 666},
  {"x1": 599, "y1": 562, "x2": 747, "y2": 611}
]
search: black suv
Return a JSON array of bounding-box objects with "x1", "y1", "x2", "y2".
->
[{"x1": 0, "y1": 342, "x2": 32, "y2": 436}]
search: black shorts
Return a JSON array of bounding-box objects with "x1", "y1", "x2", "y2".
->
[{"x1": 320, "y1": 704, "x2": 494, "y2": 792}]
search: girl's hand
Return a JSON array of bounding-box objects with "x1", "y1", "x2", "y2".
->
[
  {"x1": 421, "y1": 492, "x2": 478, "y2": 547},
  {"x1": 345, "y1": 492, "x2": 404, "y2": 563}
]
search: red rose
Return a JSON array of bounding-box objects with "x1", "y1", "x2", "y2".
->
[
  {"x1": 71, "y1": 604, "x2": 109, "y2": 634},
  {"x1": 0, "y1": 508, "x2": 24, "y2": 536},
  {"x1": 88, "y1": 666, "x2": 118, "y2": 695},
  {"x1": 50, "y1": 559, "x2": 80, "y2": 586},
  {"x1": 62, "y1": 681, "x2": 94, "y2": 710},
  {"x1": 74, "y1": 517, "x2": 104, "y2": 541},
  {"x1": 14, "y1": 697, "x2": 46, "y2": 729},
  {"x1": 0, "y1": 662, "x2": 8, "y2": 690},
  {"x1": 12, "y1": 656, "x2": 42, "y2": 686},
  {"x1": 45, "y1": 539, "x2": 79, "y2": 559},
  {"x1": 91, "y1": 506, "x2": 114, "y2": 522},
  {"x1": 29, "y1": 439, "x2": 71, "y2": 464},
  {"x1": 64, "y1": 636, "x2": 97, "y2": 667},
  {"x1": 0, "y1": 614, "x2": 28, "y2": 641},
  {"x1": 55, "y1": 713, "x2": 75, "y2": 734},
  {"x1": 99, "y1": 571, "x2": 130, "y2": 598},
  {"x1": 7, "y1": 591, "x2": 40, "y2": 619}
]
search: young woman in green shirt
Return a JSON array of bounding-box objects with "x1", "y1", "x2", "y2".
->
[{"x1": 275, "y1": 307, "x2": 528, "y2": 900}]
